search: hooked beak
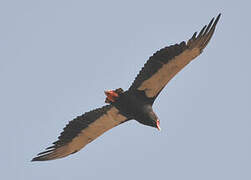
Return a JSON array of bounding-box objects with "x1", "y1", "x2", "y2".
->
[{"x1": 156, "y1": 119, "x2": 161, "y2": 131}]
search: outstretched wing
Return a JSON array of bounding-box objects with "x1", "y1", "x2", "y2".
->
[
  {"x1": 129, "y1": 14, "x2": 221, "y2": 103},
  {"x1": 32, "y1": 105, "x2": 128, "y2": 161}
]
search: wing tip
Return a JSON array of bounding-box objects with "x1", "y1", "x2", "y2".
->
[
  {"x1": 31, "y1": 156, "x2": 47, "y2": 162},
  {"x1": 31, "y1": 152, "x2": 60, "y2": 162},
  {"x1": 214, "y1": 13, "x2": 221, "y2": 26},
  {"x1": 31, "y1": 152, "x2": 52, "y2": 162},
  {"x1": 31, "y1": 157, "x2": 41, "y2": 162},
  {"x1": 31, "y1": 147, "x2": 61, "y2": 162},
  {"x1": 217, "y1": 13, "x2": 222, "y2": 19},
  {"x1": 188, "y1": 13, "x2": 221, "y2": 49}
]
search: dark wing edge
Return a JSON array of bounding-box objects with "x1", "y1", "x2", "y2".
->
[
  {"x1": 32, "y1": 105, "x2": 128, "y2": 161},
  {"x1": 129, "y1": 14, "x2": 221, "y2": 101}
]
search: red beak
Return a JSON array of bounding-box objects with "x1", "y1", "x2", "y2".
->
[{"x1": 156, "y1": 119, "x2": 161, "y2": 131}]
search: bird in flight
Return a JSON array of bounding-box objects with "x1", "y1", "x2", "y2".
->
[{"x1": 32, "y1": 14, "x2": 221, "y2": 161}]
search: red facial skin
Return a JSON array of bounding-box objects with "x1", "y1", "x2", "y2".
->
[
  {"x1": 105, "y1": 90, "x2": 119, "y2": 103},
  {"x1": 156, "y1": 119, "x2": 161, "y2": 131}
]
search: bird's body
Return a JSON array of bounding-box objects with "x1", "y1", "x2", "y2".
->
[
  {"x1": 32, "y1": 14, "x2": 221, "y2": 161},
  {"x1": 112, "y1": 89, "x2": 160, "y2": 129}
]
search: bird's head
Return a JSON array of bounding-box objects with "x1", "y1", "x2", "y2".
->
[
  {"x1": 149, "y1": 117, "x2": 161, "y2": 131},
  {"x1": 105, "y1": 88, "x2": 124, "y2": 104},
  {"x1": 137, "y1": 106, "x2": 161, "y2": 131},
  {"x1": 139, "y1": 117, "x2": 161, "y2": 131}
]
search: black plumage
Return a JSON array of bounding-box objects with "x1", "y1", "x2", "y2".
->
[{"x1": 32, "y1": 14, "x2": 221, "y2": 161}]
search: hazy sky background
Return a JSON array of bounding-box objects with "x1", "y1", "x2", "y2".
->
[{"x1": 1, "y1": 0, "x2": 250, "y2": 179}]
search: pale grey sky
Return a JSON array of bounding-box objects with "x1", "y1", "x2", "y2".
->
[{"x1": 1, "y1": 0, "x2": 250, "y2": 179}]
